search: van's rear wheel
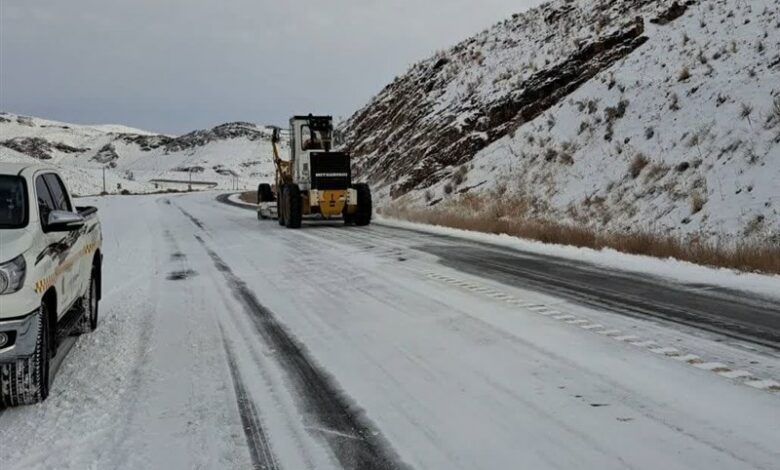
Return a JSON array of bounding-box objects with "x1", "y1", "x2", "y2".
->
[
  {"x1": 76, "y1": 275, "x2": 99, "y2": 334},
  {"x1": 0, "y1": 305, "x2": 50, "y2": 407}
]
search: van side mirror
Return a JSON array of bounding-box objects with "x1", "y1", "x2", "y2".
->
[{"x1": 46, "y1": 210, "x2": 85, "y2": 232}]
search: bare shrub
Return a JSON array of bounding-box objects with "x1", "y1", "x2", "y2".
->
[
  {"x1": 740, "y1": 102, "x2": 754, "y2": 126},
  {"x1": 629, "y1": 153, "x2": 650, "y2": 178},
  {"x1": 239, "y1": 191, "x2": 257, "y2": 204},
  {"x1": 605, "y1": 100, "x2": 629, "y2": 122},
  {"x1": 604, "y1": 100, "x2": 629, "y2": 141},
  {"x1": 607, "y1": 73, "x2": 617, "y2": 90},
  {"x1": 383, "y1": 201, "x2": 780, "y2": 274},
  {"x1": 690, "y1": 191, "x2": 706, "y2": 213},
  {"x1": 669, "y1": 93, "x2": 680, "y2": 111},
  {"x1": 443, "y1": 183, "x2": 454, "y2": 194},
  {"x1": 644, "y1": 163, "x2": 669, "y2": 182},
  {"x1": 768, "y1": 96, "x2": 780, "y2": 127},
  {"x1": 452, "y1": 165, "x2": 468, "y2": 186},
  {"x1": 559, "y1": 149, "x2": 574, "y2": 165},
  {"x1": 744, "y1": 147, "x2": 759, "y2": 165},
  {"x1": 678, "y1": 66, "x2": 691, "y2": 82},
  {"x1": 546, "y1": 114, "x2": 557, "y2": 131},
  {"x1": 744, "y1": 215, "x2": 765, "y2": 236}
]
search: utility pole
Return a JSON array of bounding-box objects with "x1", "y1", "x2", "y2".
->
[{"x1": 102, "y1": 166, "x2": 107, "y2": 194}]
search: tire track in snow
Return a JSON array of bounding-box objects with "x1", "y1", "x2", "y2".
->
[
  {"x1": 194, "y1": 235, "x2": 410, "y2": 470},
  {"x1": 163, "y1": 223, "x2": 280, "y2": 468},
  {"x1": 175, "y1": 205, "x2": 208, "y2": 231},
  {"x1": 219, "y1": 326, "x2": 279, "y2": 470}
]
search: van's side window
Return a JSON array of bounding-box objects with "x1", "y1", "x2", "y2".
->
[
  {"x1": 35, "y1": 175, "x2": 56, "y2": 224},
  {"x1": 43, "y1": 174, "x2": 71, "y2": 211}
]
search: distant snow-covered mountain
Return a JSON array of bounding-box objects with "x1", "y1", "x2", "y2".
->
[
  {"x1": 343, "y1": 0, "x2": 780, "y2": 242},
  {"x1": 0, "y1": 112, "x2": 283, "y2": 196}
]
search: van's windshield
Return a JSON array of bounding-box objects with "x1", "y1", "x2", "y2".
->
[{"x1": 0, "y1": 175, "x2": 28, "y2": 229}]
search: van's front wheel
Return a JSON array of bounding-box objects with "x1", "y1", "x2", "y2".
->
[{"x1": 0, "y1": 305, "x2": 50, "y2": 407}]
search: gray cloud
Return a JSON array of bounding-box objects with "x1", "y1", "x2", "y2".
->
[{"x1": 1, "y1": 0, "x2": 544, "y2": 134}]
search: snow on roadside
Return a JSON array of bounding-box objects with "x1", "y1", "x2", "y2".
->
[
  {"x1": 376, "y1": 216, "x2": 780, "y2": 301},
  {"x1": 0, "y1": 196, "x2": 162, "y2": 469},
  {"x1": 227, "y1": 193, "x2": 257, "y2": 208}
]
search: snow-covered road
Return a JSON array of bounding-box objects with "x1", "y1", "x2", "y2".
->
[{"x1": 1, "y1": 192, "x2": 778, "y2": 469}]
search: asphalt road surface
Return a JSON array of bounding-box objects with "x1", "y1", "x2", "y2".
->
[{"x1": 0, "y1": 192, "x2": 777, "y2": 470}]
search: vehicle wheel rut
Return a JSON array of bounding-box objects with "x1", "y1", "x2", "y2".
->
[
  {"x1": 194, "y1": 235, "x2": 410, "y2": 470},
  {"x1": 220, "y1": 326, "x2": 280, "y2": 470}
]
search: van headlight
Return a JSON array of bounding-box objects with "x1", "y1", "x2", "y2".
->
[{"x1": 0, "y1": 255, "x2": 26, "y2": 295}]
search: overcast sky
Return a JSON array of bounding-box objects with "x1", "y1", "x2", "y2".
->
[{"x1": 1, "y1": 0, "x2": 544, "y2": 134}]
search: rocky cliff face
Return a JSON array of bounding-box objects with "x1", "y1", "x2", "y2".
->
[
  {"x1": 343, "y1": 0, "x2": 780, "y2": 241},
  {"x1": 345, "y1": 1, "x2": 665, "y2": 198}
]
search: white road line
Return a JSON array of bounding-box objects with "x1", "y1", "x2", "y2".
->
[
  {"x1": 553, "y1": 314, "x2": 577, "y2": 321},
  {"x1": 424, "y1": 271, "x2": 780, "y2": 394},
  {"x1": 528, "y1": 305, "x2": 550, "y2": 312},
  {"x1": 745, "y1": 379, "x2": 780, "y2": 391},
  {"x1": 649, "y1": 347, "x2": 680, "y2": 356},
  {"x1": 672, "y1": 354, "x2": 701, "y2": 362},
  {"x1": 694, "y1": 362, "x2": 731, "y2": 372},
  {"x1": 719, "y1": 370, "x2": 753, "y2": 380},
  {"x1": 615, "y1": 335, "x2": 641, "y2": 342},
  {"x1": 599, "y1": 329, "x2": 622, "y2": 336}
]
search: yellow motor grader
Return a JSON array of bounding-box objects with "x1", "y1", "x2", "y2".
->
[{"x1": 256, "y1": 115, "x2": 371, "y2": 228}]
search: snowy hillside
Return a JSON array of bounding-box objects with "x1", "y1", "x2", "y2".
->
[
  {"x1": 0, "y1": 112, "x2": 283, "y2": 196},
  {"x1": 343, "y1": 0, "x2": 780, "y2": 243}
]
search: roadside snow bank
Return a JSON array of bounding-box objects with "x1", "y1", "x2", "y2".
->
[
  {"x1": 376, "y1": 216, "x2": 780, "y2": 301},
  {"x1": 227, "y1": 193, "x2": 257, "y2": 208}
]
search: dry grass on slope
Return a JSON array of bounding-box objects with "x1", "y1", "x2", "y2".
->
[
  {"x1": 382, "y1": 196, "x2": 780, "y2": 275},
  {"x1": 239, "y1": 191, "x2": 258, "y2": 204}
]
